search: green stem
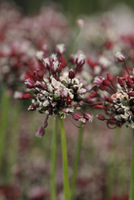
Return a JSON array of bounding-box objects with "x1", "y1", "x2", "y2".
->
[
  {"x1": 129, "y1": 129, "x2": 134, "y2": 200},
  {"x1": 60, "y1": 118, "x2": 70, "y2": 200},
  {"x1": 70, "y1": 27, "x2": 81, "y2": 54},
  {"x1": 50, "y1": 117, "x2": 58, "y2": 200},
  {"x1": 71, "y1": 126, "x2": 84, "y2": 200},
  {"x1": 6, "y1": 101, "x2": 21, "y2": 181},
  {"x1": 0, "y1": 90, "x2": 10, "y2": 170},
  {"x1": 106, "y1": 127, "x2": 120, "y2": 199}
]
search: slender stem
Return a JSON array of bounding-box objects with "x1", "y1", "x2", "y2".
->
[
  {"x1": 0, "y1": 90, "x2": 10, "y2": 170},
  {"x1": 50, "y1": 117, "x2": 58, "y2": 200},
  {"x1": 129, "y1": 129, "x2": 134, "y2": 200},
  {"x1": 60, "y1": 118, "x2": 70, "y2": 200},
  {"x1": 106, "y1": 127, "x2": 120, "y2": 199},
  {"x1": 71, "y1": 126, "x2": 84, "y2": 200},
  {"x1": 71, "y1": 27, "x2": 81, "y2": 53},
  {"x1": 6, "y1": 101, "x2": 21, "y2": 181}
]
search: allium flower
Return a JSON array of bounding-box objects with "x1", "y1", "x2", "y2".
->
[
  {"x1": 21, "y1": 46, "x2": 93, "y2": 134},
  {"x1": 93, "y1": 72, "x2": 134, "y2": 128}
]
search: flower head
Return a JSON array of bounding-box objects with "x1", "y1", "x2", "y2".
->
[
  {"x1": 93, "y1": 71, "x2": 134, "y2": 128},
  {"x1": 21, "y1": 46, "x2": 93, "y2": 134}
]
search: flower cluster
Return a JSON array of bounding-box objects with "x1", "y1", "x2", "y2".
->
[
  {"x1": 92, "y1": 70, "x2": 134, "y2": 128},
  {"x1": 20, "y1": 46, "x2": 93, "y2": 135},
  {"x1": 2, "y1": 2, "x2": 134, "y2": 134}
]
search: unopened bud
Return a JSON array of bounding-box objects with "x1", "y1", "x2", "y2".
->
[
  {"x1": 106, "y1": 73, "x2": 113, "y2": 82},
  {"x1": 115, "y1": 52, "x2": 125, "y2": 62},
  {"x1": 97, "y1": 114, "x2": 105, "y2": 121},
  {"x1": 118, "y1": 77, "x2": 124, "y2": 86},
  {"x1": 73, "y1": 113, "x2": 82, "y2": 121},
  {"x1": 84, "y1": 112, "x2": 93, "y2": 121},
  {"x1": 22, "y1": 93, "x2": 31, "y2": 99},
  {"x1": 36, "y1": 127, "x2": 45, "y2": 137},
  {"x1": 69, "y1": 70, "x2": 75, "y2": 79}
]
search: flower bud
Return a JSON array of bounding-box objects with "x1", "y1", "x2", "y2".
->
[
  {"x1": 22, "y1": 93, "x2": 31, "y2": 99},
  {"x1": 73, "y1": 113, "x2": 82, "y2": 121},
  {"x1": 25, "y1": 79, "x2": 35, "y2": 88},
  {"x1": 97, "y1": 114, "x2": 105, "y2": 120},
  {"x1": 118, "y1": 77, "x2": 124, "y2": 86},
  {"x1": 84, "y1": 112, "x2": 93, "y2": 121},
  {"x1": 106, "y1": 73, "x2": 113, "y2": 82},
  {"x1": 36, "y1": 127, "x2": 45, "y2": 137},
  {"x1": 76, "y1": 54, "x2": 85, "y2": 67},
  {"x1": 69, "y1": 70, "x2": 75, "y2": 79},
  {"x1": 126, "y1": 77, "x2": 133, "y2": 88},
  {"x1": 115, "y1": 51, "x2": 125, "y2": 62}
]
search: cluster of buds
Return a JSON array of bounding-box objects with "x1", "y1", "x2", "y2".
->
[
  {"x1": 20, "y1": 46, "x2": 93, "y2": 136},
  {"x1": 92, "y1": 71, "x2": 134, "y2": 128}
]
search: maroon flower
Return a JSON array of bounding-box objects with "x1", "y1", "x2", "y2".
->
[
  {"x1": 93, "y1": 70, "x2": 134, "y2": 128},
  {"x1": 20, "y1": 46, "x2": 93, "y2": 133}
]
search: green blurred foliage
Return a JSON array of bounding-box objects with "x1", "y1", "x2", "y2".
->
[{"x1": 1, "y1": 0, "x2": 134, "y2": 17}]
